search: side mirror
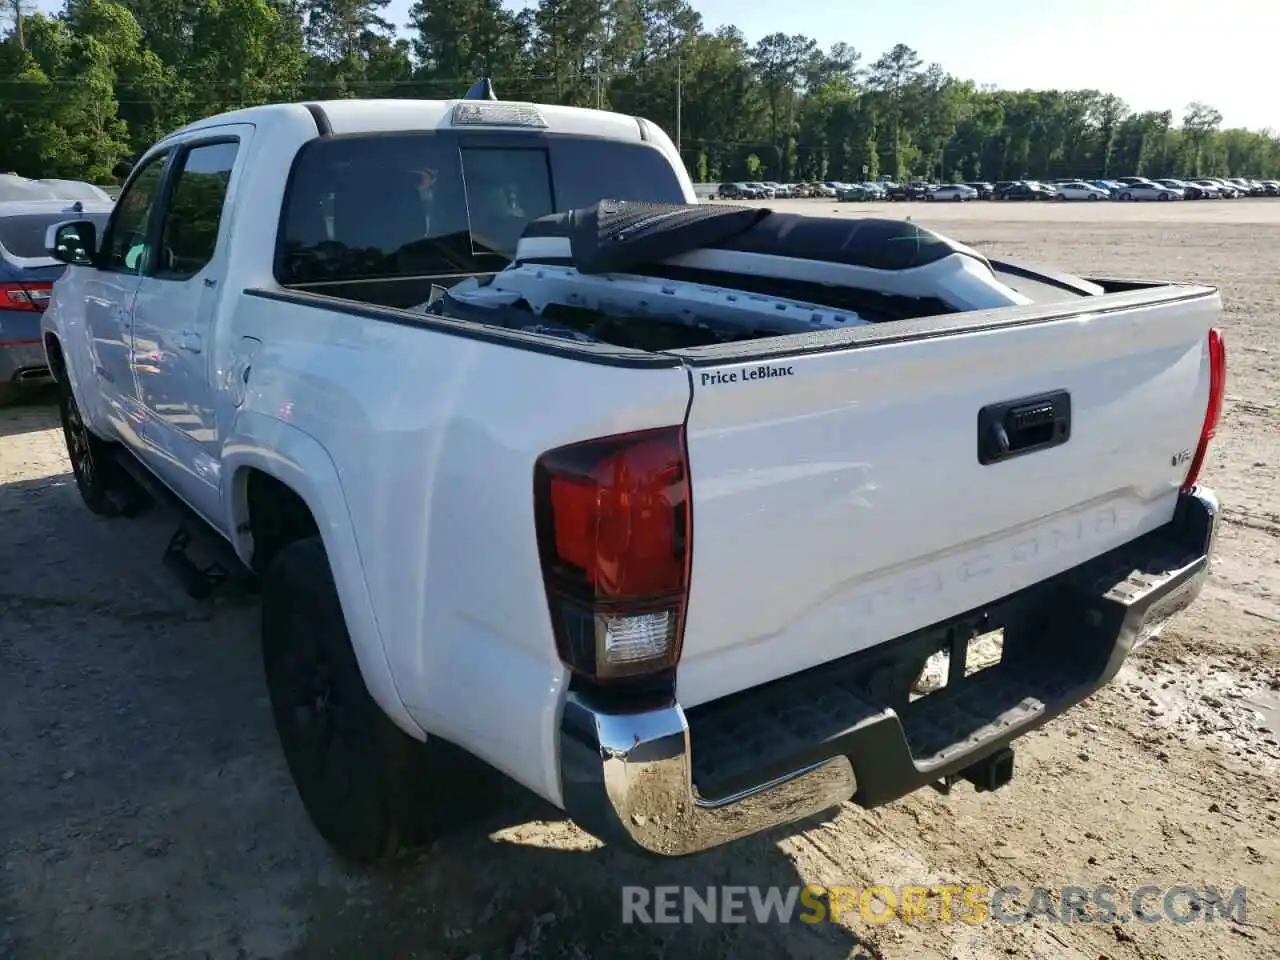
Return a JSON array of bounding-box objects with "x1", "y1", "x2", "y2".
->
[{"x1": 46, "y1": 219, "x2": 98, "y2": 266}]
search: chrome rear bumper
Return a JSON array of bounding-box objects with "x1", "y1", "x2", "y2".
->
[{"x1": 559, "y1": 693, "x2": 855, "y2": 857}]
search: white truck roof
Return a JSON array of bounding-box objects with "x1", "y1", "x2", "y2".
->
[{"x1": 172, "y1": 99, "x2": 651, "y2": 142}]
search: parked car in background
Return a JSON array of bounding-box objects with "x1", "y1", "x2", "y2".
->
[
  {"x1": 1187, "y1": 180, "x2": 1223, "y2": 198},
  {"x1": 1153, "y1": 179, "x2": 1209, "y2": 200},
  {"x1": 885, "y1": 180, "x2": 933, "y2": 201},
  {"x1": 1119, "y1": 182, "x2": 1182, "y2": 201},
  {"x1": 0, "y1": 198, "x2": 114, "y2": 402},
  {"x1": 1260, "y1": 180, "x2": 1280, "y2": 196},
  {"x1": 964, "y1": 181, "x2": 995, "y2": 199},
  {"x1": 1, "y1": 174, "x2": 61, "y2": 202},
  {"x1": 994, "y1": 181, "x2": 1055, "y2": 201},
  {"x1": 744, "y1": 181, "x2": 774, "y2": 199},
  {"x1": 836, "y1": 182, "x2": 888, "y2": 201},
  {"x1": 1089, "y1": 180, "x2": 1124, "y2": 198},
  {"x1": 1196, "y1": 178, "x2": 1240, "y2": 197},
  {"x1": 716, "y1": 182, "x2": 756, "y2": 200},
  {"x1": 1225, "y1": 178, "x2": 1263, "y2": 197},
  {"x1": 38, "y1": 180, "x2": 115, "y2": 203},
  {"x1": 928, "y1": 183, "x2": 978, "y2": 201},
  {"x1": 1053, "y1": 181, "x2": 1108, "y2": 201}
]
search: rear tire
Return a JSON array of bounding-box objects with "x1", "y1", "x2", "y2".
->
[
  {"x1": 0, "y1": 383, "x2": 20, "y2": 407},
  {"x1": 261, "y1": 536, "x2": 501, "y2": 865},
  {"x1": 1159, "y1": 192, "x2": 1170, "y2": 201}
]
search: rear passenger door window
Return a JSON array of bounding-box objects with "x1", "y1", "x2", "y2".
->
[{"x1": 154, "y1": 141, "x2": 239, "y2": 280}]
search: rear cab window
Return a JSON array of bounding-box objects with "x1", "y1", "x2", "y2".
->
[{"x1": 275, "y1": 132, "x2": 688, "y2": 291}]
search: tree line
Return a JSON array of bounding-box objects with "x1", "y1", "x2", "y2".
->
[{"x1": 2, "y1": 0, "x2": 1278, "y2": 186}]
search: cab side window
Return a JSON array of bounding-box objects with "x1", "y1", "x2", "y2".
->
[
  {"x1": 99, "y1": 151, "x2": 170, "y2": 275},
  {"x1": 154, "y1": 141, "x2": 239, "y2": 281}
]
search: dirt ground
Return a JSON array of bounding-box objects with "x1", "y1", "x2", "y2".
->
[{"x1": 1, "y1": 199, "x2": 1277, "y2": 960}]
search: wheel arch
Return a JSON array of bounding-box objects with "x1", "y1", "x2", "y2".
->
[
  {"x1": 44, "y1": 332, "x2": 66, "y2": 383},
  {"x1": 223, "y1": 411, "x2": 426, "y2": 740}
]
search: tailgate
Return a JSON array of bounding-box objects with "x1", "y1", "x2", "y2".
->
[{"x1": 676, "y1": 287, "x2": 1220, "y2": 707}]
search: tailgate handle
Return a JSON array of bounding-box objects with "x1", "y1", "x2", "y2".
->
[{"x1": 978, "y1": 390, "x2": 1071, "y2": 465}]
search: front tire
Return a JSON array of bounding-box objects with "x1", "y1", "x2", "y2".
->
[
  {"x1": 58, "y1": 375, "x2": 121, "y2": 516},
  {"x1": 1121, "y1": 191, "x2": 1133, "y2": 201}
]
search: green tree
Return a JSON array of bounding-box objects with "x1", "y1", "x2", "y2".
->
[{"x1": 4, "y1": 3, "x2": 1280, "y2": 185}]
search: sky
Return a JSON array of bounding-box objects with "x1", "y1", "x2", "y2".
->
[{"x1": 31, "y1": 0, "x2": 1272, "y2": 131}]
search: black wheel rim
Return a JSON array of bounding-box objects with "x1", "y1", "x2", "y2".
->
[
  {"x1": 63, "y1": 389, "x2": 96, "y2": 489},
  {"x1": 269, "y1": 601, "x2": 362, "y2": 819}
]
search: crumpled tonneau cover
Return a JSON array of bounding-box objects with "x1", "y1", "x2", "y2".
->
[
  {"x1": 520, "y1": 199, "x2": 770, "y2": 274},
  {"x1": 518, "y1": 200, "x2": 974, "y2": 275}
]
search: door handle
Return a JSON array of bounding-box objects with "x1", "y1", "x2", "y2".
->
[{"x1": 179, "y1": 330, "x2": 202, "y2": 353}]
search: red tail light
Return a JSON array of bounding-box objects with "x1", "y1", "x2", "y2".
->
[
  {"x1": 533, "y1": 426, "x2": 691, "y2": 683},
  {"x1": 1181, "y1": 327, "x2": 1226, "y2": 493},
  {"x1": 0, "y1": 281, "x2": 52, "y2": 312}
]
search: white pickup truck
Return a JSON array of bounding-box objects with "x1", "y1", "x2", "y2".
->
[{"x1": 40, "y1": 94, "x2": 1226, "y2": 865}]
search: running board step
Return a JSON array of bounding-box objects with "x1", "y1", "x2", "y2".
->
[
  {"x1": 103, "y1": 482, "x2": 153, "y2": 518},
  {"x1": 164, "y1": 527, "x2": 230, "y2": 600},
  {"x1": 108, "y1": 447, "x2": 256, "y2": 598}
]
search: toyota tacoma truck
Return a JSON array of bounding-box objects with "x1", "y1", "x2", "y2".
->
[{"x1": 39, "y1": 93, "x2": 1226, "y2": 865}]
